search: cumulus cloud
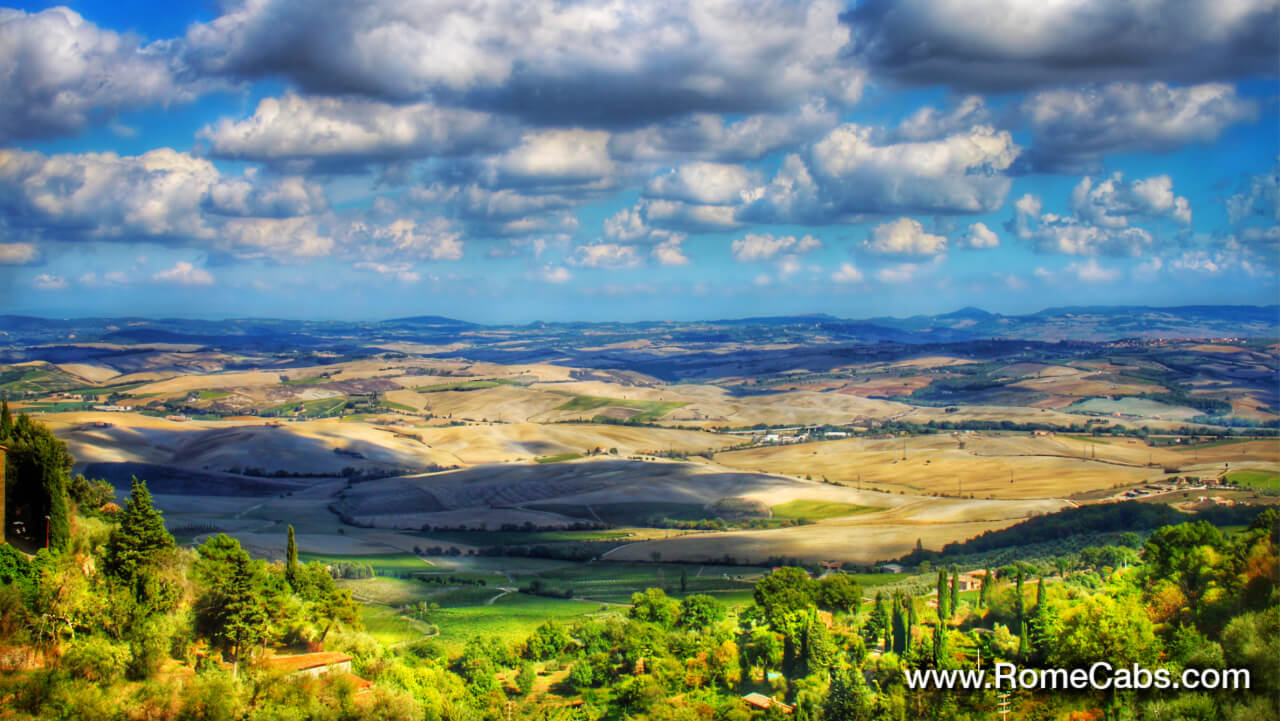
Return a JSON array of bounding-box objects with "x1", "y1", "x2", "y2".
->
[
  {"x1": 0, "y1": 7, "x2": 192, "y2": 141},
  {"x1": 731, "y1": 233, "x2": 821, "y2": 262},
  {"x1": 644, "y1": 162, "x2": 758, "y2": 206},
  {"x1": 354, "y1": 261, "x2": 420, "y2": 283},
  {"x1": 0, "y1": 242, "x2": 38, "y2": 265},
  {"x1": 874, "y1": 263, "x2": 920, "y2": 284},
  {"x1": 206, "y1": 173, "x2": 328, "y2": 218},
  {"x1": 651, "y1": 237, "x2": 690, "y2": 266},
  {"x1": 482, "y1": 129, "x2": 616, "y2": 189},
  {"x1": 640, "y1": 199, "x2": 741, "y2": 232},
  {"x1": 184, "y1": 0, "x2": 864, "y2": 127},
  {"x1": 201, "y1": 93, "x2": 515, "y2": 171},
  {"x1": 863, "y1": 217, "x2": 947, "y2": 256},
  {"x1": 1227, "y1": 165, "x2": 1279, "y2": 224},
  {"x1": 539, "y1": 264, "x2": 572, "y2": 283},
  {"x1": 847, "y1": 0, "x2": 1278, "y2": 90},
  {"x1": 608, "y1": 101, "x2": 838, "y2": 162},
  {"x1": 742, "y1": 123, "x2": 1019, "y2": 223},
  {"x1": 1018, "y1": 83, "x2": 1258, "y2": 173},
  {"x1": 152, "y1": 261, "x2": 214, "y2": 286},
  {"x1": 1010, "y1": 174, "x2": 1190, "y2": 257},
  {"x1": 569, "y1": 243, "x2": 643, "y2": 269},
  {"x1": 962, "y1": 222, "x2": 1000, "y2": 249},
  {"x1": 831, "y1": 262, "x2": 864, "y2": 283},
  {"x1": 1065, "y1": 258, "x2": 1119, "y2": 283},
  {"x1": 1070, "y1": 174, "x2": 1191, "y2": 228},
  {"x1": 890, "y1": 96, "x2": 990, "y2": 142},
  {"x1": 32, "y1": 273, "x2": 66, "y2": 290}
]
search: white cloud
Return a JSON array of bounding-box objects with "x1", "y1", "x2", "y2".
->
[
  {"x1": 962, "y1": 222, "x2": 1000, "y2": 249},
  {"x1": 569, "y1": 243, "x2": 643, "y2": 269},
  {"x1": 1020, "y1": 82, "x2": 1259, "y2": 173},
  {"x1": 848, "y1": 0, "x2": 1278, "y2": 90},
  {"x1": 608, "y1": 101, "x2": 838, "y2": 162},
  {"x1": 1065, "y1": 258, "x2": 1119, "y2": 283},
  {"x1": 485, "y1": 129, "x2": 616, "y2": 188},
  {"x1": 863, "y1": 217, "x2": 947, "y2": 256},
  {"x1": 744, "y1": 123, "x2": 1019, "y2": 223},
  {"x1": 1134, "y1": 257, "x2": 1163, "y2": 280},
  {"x1": 354, "y1": 261, "x2": 420, "y2": 283},
  {"x1": 184, "y1": 0, "x2": 863, "y2": 126},
  {"x1": 0, "y1": 242, "x2": 38, "y2": 265},
  {"x1": 644, "y1": 162, "x2": 758, "y2": 206},
  {"x1": 651, "y1": 237, "x2": 689, "y2": 266},
  {"x1": 1070, "y1": 174, "x2": 1191, "y2": 228},
  {"x1": 152, "y1": 261, "x2": 214, "y2": 286},
  {"x1": 32, "y1": 273, "x2": 66, "y2": 290},
  {"x1": 0, "y1": 7, "x2": 192, "y2": 141},
  {"x1": 202, "y1": 93, "x2": 512, "y2": 171},
  {"x1": 641, "y1": 199, "x2": 740, "y2": 232},
  {"x1": 1227, "y1": 166, "x2": 1279, "y2": 224},
  {"x1": 874, "y1": 263, "x2": 920, "y2": 284},
  {"x1": 831, "y1": 262, "x2": 864, "y2": 283},
  {"x1": 891, "y1": 96, "x2": 990, "y2": 142},
  {"x1": 539, "y1": 264, "x2": 572, "y2": 283},
  {"x1": 731, "y1": 233, "x2": 821, "y2": 262}
]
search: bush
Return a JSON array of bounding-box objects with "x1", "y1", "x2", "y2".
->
[{"x1": 61, "y1": 636, "x2": 131, "y2": 683}]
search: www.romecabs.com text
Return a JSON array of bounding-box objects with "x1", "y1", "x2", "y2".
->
[{"x1": 905, "y1": 662, "x2": 1251, "y2": 691}]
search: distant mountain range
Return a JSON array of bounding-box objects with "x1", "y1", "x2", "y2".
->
[{"x1": 1, "y1": 305, "x2": 1276, "y2": 352}]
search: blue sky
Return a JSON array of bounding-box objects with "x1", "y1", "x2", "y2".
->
[{"x1": 1, "y1": 0, "x2": 1276, "y2": 323}]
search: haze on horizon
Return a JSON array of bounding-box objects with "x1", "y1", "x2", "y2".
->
[{"x1": 0, "y1": 0, "x2": 1276, "y2": 323}]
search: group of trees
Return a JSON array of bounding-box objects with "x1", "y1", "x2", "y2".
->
[{"x1": 0, "y1": 406, "x2": 1276, "y2": 720}]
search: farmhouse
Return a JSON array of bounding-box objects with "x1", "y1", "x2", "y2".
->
[{"x1": 743, "y1": 693, "x2": 794, "y2": 714}]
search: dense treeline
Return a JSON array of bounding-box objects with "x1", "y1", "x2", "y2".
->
[
  {"x1": 896, "y1": 500, "x2": 1264, "y2": 564},
  {"x1": 0, "y1": 409, "x2": 1276, "y2": 720}
]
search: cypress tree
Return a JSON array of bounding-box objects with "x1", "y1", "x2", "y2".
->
[
  {"x1": 933, "y1": 621, "x2": 947, "y2": 668},
  {"x1": 949, "y1": 566, "x2": 959, "y2": 616},
  {"x1": 871, "y1": 592, "x2": 890, "y2": 650},
  {"x1": 1015, "y1": 568, "x2": 1028, "y2": 659},
  {"x1": 285, "y1": 525, "x2": 299, "y2": 589},
  {"x1": 0, "y1": 399, "x2": 12, "y2": 437},
  {"x1": 906, "y1": 596, "x2": 916, "y2": 654},
  {"x1": 891, "y1": 593, "x2": 906, "y2": 655},
  {"x1": 979, "y1": 567, "x2": 993, "y2": 608},
  {"x1": 936, "y1": 569, "x2": 948, "y2": 621},
  {"x1": 105, "y1": 478, "x2": 175, "y2": 584}
]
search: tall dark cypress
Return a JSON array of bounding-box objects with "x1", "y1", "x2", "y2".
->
[
  {"x1": 285, "y1": 525, "x2": 299, "y2": 589},
  {"x1": 906, "y1": 596, "x2": 916, "y2": 654},
  {"x1": 936, "y1": 569, "x2": 949, "y2": 620},
  {"x1": 891, "y1": 593, "x2": 906, "y2": 655},
  {"x1": 950, "y1": 567, "x2": 959, "y2": 616},
  {"x1": 0, "y1": 399, "x2": 12, "y2": 437}
]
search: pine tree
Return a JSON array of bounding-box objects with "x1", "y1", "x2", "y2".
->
[
  {"x1": 949, "y1": 566, "x2": 959, "y2": 616},
  {"x1": 105, "y1": 478, "x2": 175, "y2": 585},
  {"x1": 285, "y1": 525, "x2": 299, "y2": 590},
  {"x1": 822, "y1": 665, "x2": 873, "y2": 721}
]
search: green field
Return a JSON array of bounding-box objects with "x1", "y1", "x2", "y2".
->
[
  {"x1": 196, "y1": 389, "x2": 230, "y2": 400},
  {"x1": 281, "y1": 376, "x2": 329, "y2": 386},
  {"x1": 1225, "y1": 469, "x2": 1280, "y2": 492},
  {"x1": 263, "y1": 396, "x2": 348, "y2": 418},
  {"x1": 555, "y1": 394, "x2": 686, "y2": 422},
  {"x1": 379, "y1": 400, "x2": 418, "y2": 412},
  {"x1": 299, "y1": 551, "x2": 430, "y2": 576},
  {"x1": 1170, "y1": 438, "x2": 1256, "y2": 452},
  {"x1": 0, "y1": 365, "x2": 85, "y2": 394},
  {"x1": 534, "y1": 452, "x2": 583, "y2": 464},
  {"x1": 429, "y1": 594, "x2": 604, "y2": 652},
  {"x1": 421, "y1": 528, "x2": 631, "y2": 546},
  {"x1": 770, "y1": 500, "x2": 874, "y2": 521},
  {"x1": 413, "y1": 379, "x2": 516, "y2": 393},
  {"x1": 358, "y1": 605, "x2": 435, "y2": 646}
]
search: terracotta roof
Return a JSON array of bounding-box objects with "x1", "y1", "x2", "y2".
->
[{"x1": 261, "y1": 652, "x2": 353, "y2": 673}]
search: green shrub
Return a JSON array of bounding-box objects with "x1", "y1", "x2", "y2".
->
[{"x1": 61, "y1": 636, "x2": 131, "y2": 682}]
